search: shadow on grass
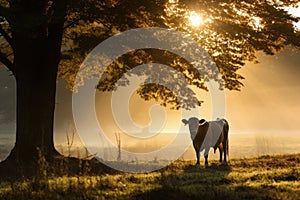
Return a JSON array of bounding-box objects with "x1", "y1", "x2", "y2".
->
[
  {"x1": 131, "y1": 162, "x2": 233, "y2": 200},
  {"x1": 1, "y1": 155, "x2": 300, "y2": 199},
  {"x1": 129, "y1": 158, "x2": 300, "y2": 200}
]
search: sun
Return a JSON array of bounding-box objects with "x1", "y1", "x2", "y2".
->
[
  {"x1": 286, "y1": 3, "x2": 300, "y2": 30},
  {"x1": 189, "y1": 11, "x2": 203, "y2": 27}
]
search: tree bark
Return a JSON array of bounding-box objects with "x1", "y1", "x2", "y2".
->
[
  {"x1": 2, "y1": 0, "x2": 67, "y2": 167},
  {"x1": 6, "y1": 44, "x2": 60, "y2": 164},
  {"x1": 9, "y1": 63, "x2": 59, "y2": 161}
]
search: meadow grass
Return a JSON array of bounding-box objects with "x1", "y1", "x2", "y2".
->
[{"x1": 0, "y1": 154, "x2": 299, "y2": 200}]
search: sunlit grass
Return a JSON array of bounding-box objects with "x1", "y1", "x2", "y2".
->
[{"x1": 0, "y1": 154, "x2": 300, "y2": 199}]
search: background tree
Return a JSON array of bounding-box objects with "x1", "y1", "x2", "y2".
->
[{"x1": 0, "y1": 0, "x2": 299, "y2": 174}]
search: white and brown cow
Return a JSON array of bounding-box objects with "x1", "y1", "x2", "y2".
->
[{"x1": 182, "y1": 117, "x2": 229, "y2": 166}]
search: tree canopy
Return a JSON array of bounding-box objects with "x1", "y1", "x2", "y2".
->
[
  {"x1": 1, "y1": 0, "x2": 299, "y2": 111},
  {"x1": 60, "y1": 0, "x2": 300, "y2": 110}
]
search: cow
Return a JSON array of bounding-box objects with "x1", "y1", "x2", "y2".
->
[{"x1": 182, "y1": 117, "x2": 229, "y2": 166}]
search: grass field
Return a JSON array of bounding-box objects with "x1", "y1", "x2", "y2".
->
[{"x1": 0, "y1": 154, "x2": 299, "y2": 200}]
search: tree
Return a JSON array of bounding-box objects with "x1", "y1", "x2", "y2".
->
[
  {"x1": 0, "y1": 1, "x2": 68, "y2": 165},
  {"x1": 0, "y1": 0, "x2": 166, "y2": 168},
  {"x1": 0, "y1": 0, "x2": 299, "y2": 175}
]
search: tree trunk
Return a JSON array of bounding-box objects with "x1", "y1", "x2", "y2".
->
[
  {"x1": 9, "y1": 65, "x2": 59, "y2": 162},
  {"x1": 5, "y1": 41, "x2": 61, "y2": 165},
  {"x1": 1, "y1": 1, "x2": 67, "y2": 170},
  {"x1": 1, "y1": 44, "x2": 62, "y2": 176}
]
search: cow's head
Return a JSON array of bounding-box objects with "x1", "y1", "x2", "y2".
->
[{"x1": 182, "y1": 117, "x2": 202, "y2": 139}]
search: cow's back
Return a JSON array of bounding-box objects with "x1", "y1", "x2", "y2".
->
[{"x1": 209, "y1": 121, "x2": 224, "y2": 150}]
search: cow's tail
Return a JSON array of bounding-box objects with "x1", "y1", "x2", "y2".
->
[
  {"x1": 226, "y1": 119, "x2": 229, "y2": 160},
  {"x1": 227, "y1": 138, "x2": 229, "y2": 160}
]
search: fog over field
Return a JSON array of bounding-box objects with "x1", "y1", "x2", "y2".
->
[{"x1": 1, "y1": 131, "x2": 300, "y2": 163}]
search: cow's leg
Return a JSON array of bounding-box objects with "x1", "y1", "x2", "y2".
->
[
  {"x1": 194, "y1": 148, "x2": 200, "y2": 165},
  {"x1": 204, "y1": 148, "x2": 209, "y2": 166},
  {"x1": 204, "y1": 155, "x2": 208, "y2": 166},
  {"x1": 218, "y1": 146, "x2": 223, "y2": 162},
  {"x1": 223, "y1": 141, "x2": 227, "y2": 162},
  {"x1": 196, "y1": 151, "x2": 200, "y2": 165}
]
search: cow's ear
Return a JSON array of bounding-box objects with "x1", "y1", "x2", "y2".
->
[
  {"x1": 199, "y1": 119, "x2": 206, "y2": 124},
  {"x1": 182, "y1": 119, "x2": 188, "y2": 125}
]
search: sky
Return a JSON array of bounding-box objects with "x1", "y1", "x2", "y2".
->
[
  {"x1": 226, "y1": 48, "x2": 300, "y2": 133},
  {"x1": 88, "y1": 47, "x2": 300, "y2": 135}
]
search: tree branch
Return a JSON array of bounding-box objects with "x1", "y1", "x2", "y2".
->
[
  {"x1": 63, "y1": 18, "x2": 80, "y2": 30},
  {"x1": 0, "y1": 24, "x2": 13, "y2": 48},
  {"x1": 0, "y1": 50, "x2": 14, "y2": 73}
]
